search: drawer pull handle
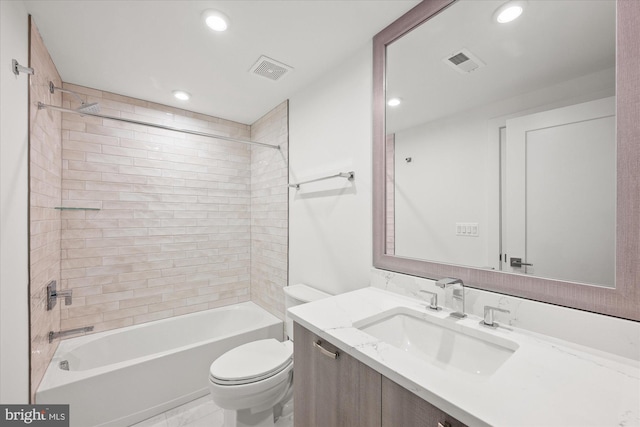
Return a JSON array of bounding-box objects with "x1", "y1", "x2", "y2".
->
[{"x1": 313, "y1": 340, "x2": 339, "y2": 359}]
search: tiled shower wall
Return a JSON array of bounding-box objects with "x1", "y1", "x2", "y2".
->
[
  {"x1": 250, "y1": 101, "x2": 289, "y2": 319},
  {"x1": 59, "y1": 85, "x2": 256, "y2": 332},
  {"x1": 29, "y1": 18, "x2": 63, "y2": 399},
  {"x1": 29, "y1": 23, "x2": 289, "y2": 396}
]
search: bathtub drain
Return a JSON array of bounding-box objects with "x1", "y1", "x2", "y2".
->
[{"x1": 59, "y1": 360, "x2": 69, "y2": 371}]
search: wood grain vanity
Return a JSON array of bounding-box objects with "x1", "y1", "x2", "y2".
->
[
  {"x1": 294, "y1": 323, "x2": 467, "y2": 427},
  {"x1": 287, "y1": 287, "x2": 639, "y2": 426}
]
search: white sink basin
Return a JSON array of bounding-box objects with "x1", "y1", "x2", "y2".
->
[{"x1": 355, "y1": 307, "x2": 518, "y2": 377}]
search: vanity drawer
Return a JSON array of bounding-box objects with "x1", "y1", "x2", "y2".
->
[{"x1": 382, "y1": 377, "x2": 467, "y2": 427}]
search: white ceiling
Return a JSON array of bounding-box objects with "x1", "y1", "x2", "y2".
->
[
  {"x1": 24, "y1": 0, "x2": 420, "y2": 124},
  {"x1": 386, "y1": 0, "x2": 616, "y2": 133}
]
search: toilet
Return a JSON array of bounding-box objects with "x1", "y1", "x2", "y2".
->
[{"x1": 208, "y1": 284, "x2": 330, "y2": 427}]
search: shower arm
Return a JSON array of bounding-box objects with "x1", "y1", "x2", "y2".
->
[
  {"x1": 37, "y1": 102, "x2": 281, "y2": 150},
  {"x1": 49, "y1": 82, "x2": 86, "y2": 105}
]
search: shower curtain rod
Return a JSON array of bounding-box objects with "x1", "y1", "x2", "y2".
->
[{"x1": 37, "y1": 103, "x2": 281, "y2": 150}]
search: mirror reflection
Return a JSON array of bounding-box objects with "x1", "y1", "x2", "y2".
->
[{"x1": 385, "y1": 0, "x2": 616, "y2": 287}]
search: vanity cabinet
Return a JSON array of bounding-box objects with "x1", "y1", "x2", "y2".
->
[
  {"x1": 382, "y1": 377, "x2": 467, "y2": 427},
  {"x1": 293, "y1": 323, "x2": 381, "y2": 427},
  {"x1": 294, "y1": 323, "x2": 468, "y2": 427}
]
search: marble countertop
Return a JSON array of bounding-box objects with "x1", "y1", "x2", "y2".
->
[{"x1": 288, "y1": 287, "x2": 640, "y2": 427}]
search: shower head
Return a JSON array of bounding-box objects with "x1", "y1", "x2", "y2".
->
[
  {"x1": 76, "y1": 102, "x2": 100, "y2": 115},
  {"x1": 49, "y1": 81, "x2": 101, "y2": 115}
]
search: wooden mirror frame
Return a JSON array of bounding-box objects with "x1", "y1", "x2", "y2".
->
[{"x1": 372, "y1": 0, "x2": 640, "y2": 321}]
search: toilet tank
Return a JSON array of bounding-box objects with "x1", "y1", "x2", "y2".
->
[{"x1": 283, "y1": 284, "x2": 331, "y2": 340}]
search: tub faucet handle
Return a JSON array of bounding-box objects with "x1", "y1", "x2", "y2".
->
[
  {"x1": 47, "y1": 280, "x2": 73, "y2": 310},
  {"x1": 54, "y1": 289, "x2": 73, "y2": 305},
  {"x1": 64, "y1": 290, "x2": 73, "y2": 305}
]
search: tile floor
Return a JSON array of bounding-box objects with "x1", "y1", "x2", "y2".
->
[{"x1": 130, "y1": 394, "x2": 293, "y2": 427}]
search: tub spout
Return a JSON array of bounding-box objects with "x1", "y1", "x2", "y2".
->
[{"x1": 49, "y1": 326, "x2": 94, "y2": 343}]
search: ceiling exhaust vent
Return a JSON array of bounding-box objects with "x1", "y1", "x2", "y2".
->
[
  {"x1": 443, "y1": 48, "x2": 486, "y2": 74},
  {"x1": 249, "y1": 55, "x2": 293, "y2": 81}
]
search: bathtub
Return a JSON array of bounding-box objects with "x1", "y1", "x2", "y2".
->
[{"x1": 36, "y1": 301, "x2": 283, "y2": 427}]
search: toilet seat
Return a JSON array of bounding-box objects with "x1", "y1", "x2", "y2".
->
[{"x1": 209, "y1": 339, "x2": 293, "y2": 386}]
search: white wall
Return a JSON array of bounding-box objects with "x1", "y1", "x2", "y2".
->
[
  {"x1": 0, "y1": 0, "x2": 30, "y2": 403},
  {"x1": 288, "y1": 43, "x2": 372, "y2": 296},
  {"x1": 394, "y1": 113, "x2": 490, "y2": 267},
  {"x1": 287, "y1": 46, "x2": 614, "y2": 296},
  {"x1": 393, "y1": 68, "x2": 615, "y2": 271}
]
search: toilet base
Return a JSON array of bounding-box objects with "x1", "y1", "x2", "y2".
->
[
  {"x1": 228, "y1": 407, "x2": 273, "y2": 427},
  {"x1": 221, "y1": 396, "x2": 293, "y2": 427},
  {"x1": 276, "y1": 398, "x2": 294, "y2": 426}
]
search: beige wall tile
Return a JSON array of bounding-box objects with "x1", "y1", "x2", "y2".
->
[
  {"x1": 29, "y1": 20, "x2": 63, "y2": 400},
  {"x1": 30, "y1": 49, "x2": 288, "y2": 404},
  {"x1": 58, "y1": 85, "x2": 261, "y2": 336},
  {"x1": 249, "y1": 101, "x2": 289, "y2": 320}
]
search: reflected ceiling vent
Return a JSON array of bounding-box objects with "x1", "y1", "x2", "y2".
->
[
  {"x1": 443, "y1": 48, "x2": 486, "y2": 74},
  {"x1": 249, "y1": 55, "x2": 293, "y2": 81}
]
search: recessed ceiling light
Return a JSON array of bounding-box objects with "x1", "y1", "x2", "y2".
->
[
  {"x1": 387, "y1": 98, "x2": 402, "y2": 107},
  {"x1": 202, "y1": 9, "x2": 230, "y2": 32},
  {"x1": 172, "y1": 90, "x2": 190, "y2": 101},
  {"x1": 494, "y1": 1, "x2": 526, "y2": 24}
]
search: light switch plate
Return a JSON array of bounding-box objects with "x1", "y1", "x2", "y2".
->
[{"x1": 456, "y1": 222, "x2": 479, "y2": 237}]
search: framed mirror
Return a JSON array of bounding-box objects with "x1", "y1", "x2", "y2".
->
[{"x1": 373, "y1": 0, "x2": 639, "y2": 321}]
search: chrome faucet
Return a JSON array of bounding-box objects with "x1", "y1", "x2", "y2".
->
[{"x1": 435, "y1": 277, "x2": 466, "y2": 319}]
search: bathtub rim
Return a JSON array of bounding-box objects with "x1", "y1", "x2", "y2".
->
[{"x1": 37, "y1": 301, "x2": 283, "y2": 391}]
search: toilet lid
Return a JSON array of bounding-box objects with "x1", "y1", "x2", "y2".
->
[{"x1": 209, "y1": 339, "x2": 293, "y2": 385}]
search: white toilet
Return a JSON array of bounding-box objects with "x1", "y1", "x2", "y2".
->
[{"x1": 208, "y1": 284, "x2": 330, "y2": 427}]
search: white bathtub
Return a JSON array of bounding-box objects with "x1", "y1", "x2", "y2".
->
[{"x1": 36, "y1": 301, "x2": 283, "y2": 427}]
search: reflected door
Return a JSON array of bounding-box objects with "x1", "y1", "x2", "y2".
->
[{"x1": 503, "y1": 97, "x2": 616, "y2": 287}]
